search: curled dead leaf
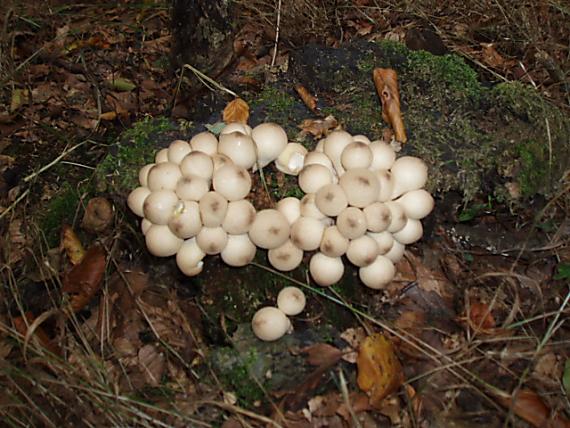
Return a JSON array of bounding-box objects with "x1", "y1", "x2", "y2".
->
[
  {"x1": 373, "y1": 68, "x2": 407, "y2": 144},
  {"x1": 223, "y1": 98, "x2": 249, "y2": 124},
  {"x1": 62, "y1": 245, "x2": 106, "y2": 313},
  {"x1": 467, "y1": 301, "x2": 496, "y2": 332},
  {"x1": 61, "y1": 224, "x2": 85, "y2": 265},
  {"x1": 13, "y1": 312, "x2": 61, "y2": 356},
  {"x1": 81, "y1": 197, "x2": 114, "y2": 233},
  {"x1": 298, "y1": 115, "x2": 338, "y2": 139},
  {"x1": 497, "y1": 389, "x2": 570, "y2": 428},
  {"x1": 295, "y1": 84, "x2": 317, "y2": 113}
]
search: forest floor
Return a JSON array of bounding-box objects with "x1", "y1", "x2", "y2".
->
[{"x1": 1, "y1": 1, "x2": 570, "y2": 427}]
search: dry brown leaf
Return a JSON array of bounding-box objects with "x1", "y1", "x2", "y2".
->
[
  {"x1": 497, "y1": 389, "x2": 570, "y2": 428},
  {"x1": 62, "y1": 245, "x2": 106, "y2": 312},
  {"x1": 81, "y1": 197, "x2": 114, "y2": 233},
  {"x1": 467, "y1": 301, "x2": 496, "y2": 331},
  {"x1": 223, "y1": 98, "x2": 249, "y2": 124},
  {"x1": 295, "y1": 84, "x2": 317, "y2": 112},
  {"x1": 61, "y1": 224, "x2": 85, "y2": 265},
  {"x1": 138, "y1": 344, "x2": 166, "y2": 387},
  {"x1": 302, "y1": 343, "x2": 343, "y2": 367},
  {"x1": 356, "y1": 333, "x2": 404, "y2": 408},
  {"x1": 481, "y1": 43, "x2": 506, "y2": 69},
  {"x1": 373, "y1": 68, "x2": 407, "y2": 143},
  {"x1": 13, "y1": 312, "x2": 61, "y2": 356},
  {"x1": 298, "y1": 115, "x2": 338, "y2": 139}
]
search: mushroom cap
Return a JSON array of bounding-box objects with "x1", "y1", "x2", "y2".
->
[
  {"x1": 384, "y1": 239, "x2": 406, "y2": 262},
  {"x1": 218, "y1": 132, "x2": 257, "y2": 170},
  {"x1": 336, "y1": 206, "x2": 367, "y2": 239},
  {"x1": 222, "y1": 199, "x2": 256, "y2": 234},
  {"x1": 176, "y1": 237, "x2": 205, "y2": 276},
  {"x1": 352, "y1": 134, "x2": 371, "y2": 144},
  {"x1": 392, "y1": 218, "x2": 423, "y2": 244},
  {"x1": 359, "y1": 255, "x2": 396, "y2": 289},
  {"x1": 320, "y1": 225, "x2": 349, "y2": 257},
  {"x1": 212, "y1": 163, "x2": 252, "y2": 201},
  {"x1": 395, "y1": 189, "x2": 434, "y2": 220},
  {"x1": 298, "y1": 164, "x2": 334, "y2": 194},
  {"x1": 341, "y1": 142, "x2": 373, "y2": 170},
  {"x1": 323, "y1": 130, "x2": 353, "y2": 165},
  {"x1": 141, "y1": 218, "x2": 152, "y2": 235},
  {"x1": 155, "y1": 148, "x2": 169, "y2": 163},
  {"x1": 221, "y1": 234, "x2": 257, "y2": 267},
  {"x1": 220, "y1": 122, "x2": 252, "y2": 136},
  {"x1": 290, "y1": 216, "x2": 325, "y2": 251},
  {"x1": 190, "y1": 131, "x2": 218, "y2": 156},
  {"x1": 300, "y1": 193, "x2": 327, "y2": 220},
  {"x1": 367, "y1": 231, "x2": 394, "y2": 255},
  {"x1": 338, "y1": 168, "x2": 379, "y2": 208},
  {"x1": 315, "y1": 138, "x2": 325, "y2": 152},
  {"x1": 147, "y1": 162, "x2": 183, "y2": 191},
  {"x1": 363, "y1": 202, "x2": 391, "y2": 233},
  {"x1": 251, "y1": 122, "x2": 288, "y2": 168},
  {"x1": 145, "y1": 224, "x2": 183, "y2": 257},
  {"x1": 138, "y1": 163, "x2": 155, "y2": 187},
  {"x1": 128, "y1": 186, "x2": 151, "y2": 217},
  {"x1": 196, "y1": 226, "x2": 228, "y2": 255},
  {"x1": 277, "y1": 286, "x2": 306, "y2": 316},
  {"x1": 390, "y1": 156, "x2": 428, "y2": 198},
  {"x1": 211, "y1": 153, "x2": 233, "y2": 172},
  {"x1": 277, "y1": 197, "x2": 301, "y2": 225},
  {"x1": 309, "y1": 253, "x2": 344, "y2": 287},
  {"x1": 275, "y1": 143, "x2": 307, "y2": 175},
  {"x1": 315, "y1": 183, "x2": 348, "y2": 217},
  {"x1": 303, "y1": 151, "x2": 334, "y2": 172},
  {"x1": 168, "y1": 200, "x2": 202, "y2": 238},
  {"x1": 369, "y1": 141, "x2": 396, "y2": 170},
  {"x1": 180, "y1": 151, "x2": 214, "y2": 181},
  {"x1": 385, "y1": 201, "x2": 407, "y2": 233},
  {"x1": 175, "y1": 175, "x2": 210, "y2": 201},
  {"x1": 199, "y1": 191, "x2": 228, "y2": 227},
  {"x1": 251, "y1": 307, "x2": 291, "y2": 341},
  {"x1": 346, "y1": 235, "x2": 379, "y2": 267},
  {"x1": 268, "y1": 239, "x2": 304, "y2": 272},
  {"x1": 143, "y1": 189, "x2": 179, "y2": 225},
  {"x1": 376, "y1": 169, "x2": 395, "y2": 202},
  {"x1": 167, "y1": 140, "x2": 192, "y2": 164},
  {"x1": 248, "y1": 209, "x2": 290, "y2": 249}
]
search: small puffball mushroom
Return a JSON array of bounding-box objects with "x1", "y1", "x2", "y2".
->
[
  {"x1": 384, "y1": 239, "x2": 406, "y2": 262},
  {"x1": 339, "y1": 168, "x2": 379, "y2": 208},
  {"x1": 212, "y1": 163, "x2": 252, "y2": 201},
  {"x1": 211, "y1": 153, "x2": 233, "y2": 172},
  {"x1": 145, "y1": 224, "x2": 183, "y2": 257},
  {"x1": 221, "y1": 234, "x2": 256, "y2": 267},
  {"x1": 352, "y1": 134, "x2": 371, "y2": 144},
  {"x1": 367, "y1": 231, "x2": 394, "y2": 255},
  {"x1": 168, "y1": 200, "x2": 202, "y2": 238},
  {"x1": 222, "y1": 200, "x2": 256, "y2": 234},
  {"x1": 155, "y1": 148, "x2": 169, "y2": 163},
  {"x1": 180, "y1": 151, "x2": 214, "y2": 181},
  {"x1": 309, "y1": 253, "x2": 344, "y2": 287},
  {"x1": 385, "y1": 201, "x2": 407, "y2": 233},
  {"x1": 147, "y1": 162, "x2": 183, "y2": 191},
  {"x1": 141, "y1": 218, "x2": 152, "y2": 235},
  {"x1": 363, "y1": 202, "x2": 391, "y2": 232},
  {"x1": 320, "y1": 225, "x2": 349, "y2": 257},
  {"x1": 139, "y1": 163, "x2": 155, "y2": 187},
  {"x1": 323, "y1": 130, "x2": 353, "y2": 175},
  {"x1": 251, "y1": 307, "x2": 291, "y2": 341},
  {"x1": 376, "y1": 170, "x2": 395, "y2": 202},
  {"x1": 220, "y1": 122, "x2": 252, "y2": 136},
  {"x1": 303, "y1": 151, "x2": 334, "y2": 172},
  {"x1": 277, "y1": 197, "x2": 301, "y2": 225},
  {"x1": 315, "y1": 184, "x2": 348, "y2": 217},
  {"x1": 298, "y1": 164, "x2": 334, "y2": 194},
  {"x1": 248, "y1": 209, "x2": 290, "y2": 249},
  {"x1": 196, "y1": 226, "x2": 228, "y2": 255},
  {"x1": 392, "y1": 218, "x2": 423, "y2": 244},
  {"x1": 359, "y1": 255, "x2": 396, "y2": 289},
  {"x1": 251, "y1": 122, "x2": 288, "y2": 169},
  {"x1": 369, "y1": 141, "x2": 396, "y2": 170},
  {"x1": 390, "y1": 156, "x2": 428, "y2": 199},
  {"x1": 341, "y1": 142, "x2": 373, "y2": 170},
  {"x1": 290, "y1": 216, "x2": 325, "y2": 251},
  {"x1": 395, "y1": 189, "x2": 434, "y2": 220},
  {"x1": 268, "y1": 239, "x2": 304, "y2": 272},
  {"x1": 167, "y1": 140, "x2": 192, "y2": 164},
  {"x1": 275, "y1": 143, "x2": 307, "y2": 175},
  {"x1": 175, "y1": 175, "x2": 210, "y2": 201},
  {"x1": 190, "y1": 131, "x2": 218, "y2": 156},
  {"x1": 346, "y1": 235, "x2": 379, "y2": 267},
  {"x1": 143, "y1": 189, "x2": 179, "y2": 225},
  {"x1": 199, "y1": 191, "x2": 228, "y2": 227},
  {"x1": 300, "y1": 193, "x2": 327, "y2": 220},
  {"x1": 315, "y1": 138, "x2": 325, "y2": 152},
  {"x1": 176, "y1": 238, "x2": 205, "y2": 276},
  {"x1": 218, "y1": 132, "x2": 257, "y2": 170},
  {"x1": 128, "y1": 186, "x2": 151, "y2": 217},
  {"x1": 336, "y1": 207, "x2": 367, "y2": 239},
  {"x1": 277, "y1": 287, "x2": 306, "y2": 316}
]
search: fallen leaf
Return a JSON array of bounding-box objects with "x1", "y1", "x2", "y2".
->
[
  {"x1": 481, "y1": 43, "x2": 506, "y2": 69},
  {"x1": 138, "y1": 344, "x2": 165, "y2": 387},
  {"x1": 295, "y1": 84, "x2": 317, "y2": 113},
  {"x1": 61, "y1": 225, "x2": 85, "y2": 265},
  {"x1": 497, "y1": 389, "x2": 570, "y2": 428},
  {"x1": 99, "y1": 111, "x2": 118, "y2": 121},
  {"x1": 302, "y1": 343, "x2": 343, "y2": 367},
  {"x1": 373, "y1": 68, "x2": 407, "y2": 144},
  {"x1": 81, "y1": 197, "x2": 114, "y2": 233},
  {"x1": 10, "y1": 89, "x2": 29, "y2": 112},
  {"x1": 467, "y1": 301, "x2": 496, "y2": 331},
  {"x1": 13, "y1": 312, "x2": 61, "y2": 356},
  {"x1": 62, "y1": 245, "x2": 106, "y2": 312},
  {"x1": 298, "y1": 115, "x2": 338, "y2": 139},
  {"x1": 107, "y1": 77, "x2": 136, "y2": 92},
  {"x1": 223, "y1": 98, "x2": 249, "y2": 124}
]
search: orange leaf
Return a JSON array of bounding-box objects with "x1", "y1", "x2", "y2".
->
[
  {"x1": 373, "y1": 68, "x2": 407, "y2": 143},
  {"x1": 356, "y1": 333, "x2": 404, "y2": 408},
  {"x1": 468, "y1": 302, "x2": 496, "y2": 331},
  {"x1": 298, "y1": 115, "x2": 338, "y2": 139},
  {"x1": 60, "y1": 224, "x2": 85, "y2": 265},
  {"x1": 62, "y1": 245, "x2": 106, "y2": 312},
  {"x1": 223, "y1": 98, "x2": 249, "y2": 124},
  {"x1": 295, "y1": 84, "x2": 317, "y2": 113},
  {"x1": 497, "y1": 389, "x2": 570, "y2": 428}
]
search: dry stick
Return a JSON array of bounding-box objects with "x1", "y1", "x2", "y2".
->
[
  {"x1": 183, "y1": 63, "x2": 238, "y2": 97},
  {"x1": 270, "y1": 0, "x2": 282, "y2": 67},
  {"x1": 338, "y1": 368, "x2": 363, "y2": 428}
]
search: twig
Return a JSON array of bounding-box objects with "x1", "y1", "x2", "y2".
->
[
  {"x1": 183, "y1": 64, "x2": 237, "y2": 97},
  {"x1": 270, "y1": 0, "x2": 282, "y2": 67}
]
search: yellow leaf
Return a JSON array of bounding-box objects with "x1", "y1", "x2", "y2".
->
[
  {"x1": 61, "y1": 225, "x2": 86, "y2": 265},
  {"x1": 223, "y1": 98, "x2": 249, "y2": 124},
  {"x1": 356, "y1": 333, "x2": 403, "y2": 408}
]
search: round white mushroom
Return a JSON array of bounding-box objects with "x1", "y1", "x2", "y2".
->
[
  {"x1": 275, "y1": 143, "x2": 307, "y2": 175},
  {"x1": 248, "y1": 209, "x2": 290, "y2": 249},
  {"x1": 167, "y1": 140, "x2": 192, "y2": 164},
  {"x1": 336, "y1": 206, "x2": 367, "y2": 239},
  {"x1": 392, "y1": 218, "x2": 423, "y2": 244},
  {"x1": 180, "y1": 151, "x2": 214, "y2": 181},
  {"x1": 323, "y1": 130, "x2": 352, "y2": 176},
  {"x1": 154, "y1": 148, "x2": 169, "y2": 163},
  {"x1": 147, "y1": 162, "x2": 183, "y2": 191},
  {"x1": 363, "y1": 202, "x2": 391, "y2": 232},
  {"x1": 341, "y1": 142, "x2": 373, "y2": 170},
  {"x1": 251, "y1": 122, "x2": 289, "y2": 169},
  {"x1": 196, "y1": 226, "x2": 228, "y2": 255},
  {"x1": 221, "y1": 234, "x2": 256, "y2": 267},
  {"x1": 303, "y1": 151, "x2": 334, "y2": 173},
  {"x1": 277, "y1": 287, "x2": 306, "y2": 316},
  {"x1": 190, "y1": 131, "x2": 218, "y2": 156},
  {"x1": 175, "y1": 175, "x2": 210, "y2": 201},
  {"x1": 300, "y1": 193, "x2": 327, "y2": 220},
  {"x1": 384, "y1": 240, "x2": 406, "y2": 263},
  {"x1": 218, "y1": 132, "x2": 257, "y2": 170},
  {"x1": 138, "y1": 163, "x2": 155, "y2": 187},
  {"x1": 176, "y1": 237, "x2": 206, "y2": 276},
  {"x1": 251, "y1": 307, "x2": 291, "y2": 342},
  {"x1": 309, "y1": 253, "x2": 344, "y2": 287},
  {"x1": 320, "y1": 225, "x2": 349, "y2": 257},
  {"x1": 168, "y1": 200, "x2": 202, "y2": 239},
  {"x1": 385, "y1": 201, "x2": 407, "y2": 233},
  {"x1": 368, "y1": 141, "x2": 396, "y2": 170},
  {"x1": 199, "y1": 191, "x2": 228, "y2": 227},
  {"x1": 143, "y1": 189, "x2": 179, "y2": 225},
  {"x1": 315, "y1": 183, "x2": 348, "y2": 217},
  {"x1": 338, "y1": 168, "x2": 379, "y2": 208},
  {"x1": 220, "y1": 122, "x2": 252, "y2": 136},
  {"x1": 127, "y1": 186, "x2": 151, "y2": 217},
  {"x1": 390, "y1": 156, "x2": 428, "y2": 199},
  {"x1": 376, "y1": 170, "x2": 395, "y2": 202},
  {"x1": 395, "y1": 189, "x2": 434, "y2": 220},
  {"x1": 221, "y1": 199, "x2": 256, "y2": 234},
  {"x1": 290, "y1": 216, "x2": 325, "y2": 251},
  {"x1": 367, "y1": 231, "x2": 394, "y2": 255},
  {"x1": 145, "y1": 224, "x2": 183, "y2": 257},
  {"x1": 359, "y1": 255, "x2": 396, "y2": 289},
  {"x1": 298, "y1": 164, "x2": 334, "y2": 194},
  {"x1": 277, "y1": 197, "x2": 301, "y2": 225},
  {"x1": 268, "y1": 239, "x2": 304, "y2": 272},
  {"x1": 212, "y1": 163, "x2": 252, "y2": 201},
  {"x1": 346, "y1": 235, "x2": 379, "y2": 267}
]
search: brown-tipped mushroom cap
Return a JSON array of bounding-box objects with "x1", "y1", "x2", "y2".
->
[
  {"x1": 385, "y1": 201, "x2": 407, "y2": 233},
  {"x1": 145, "y1": 224, "x2": 183, "y2": 257},
  {"x1": 218, "y1": 132, "x2": 257, "y2": 170},
  {"x1": 346, "y1": 235, "x2": 379, "y2": 267},
  {"x1": 167, "y1": 140, "x2": 192, "y2": 164},
  {"x1": 359, "y1": 255, "x2": 396, "y2": 289},
  {"x1": 277, "y1": 286, "x2": 306, "y2": 316},
  {"x1": 128, "y1": 186, "x2": 151, "y2": 217},
  {"x1": 222, "y1": 199, "x2": 256, "y2": 234},
  {"x1": 175, "y1": 175, "x2": 210, "y2": 201},
  {"x1": 168, "y1": 200, "x2": 202, "y2": 239},
  {"x1": 336, "y1": 206, "x2": 367, "y2": 239},
  {"x1": 196, "y1": 226, "x2": 228, "y2": 255},
  {"x1": 369, "y1": 141, "x2": 396, "y2": 170},
  {"x1": 376, "y1": 169, "x2": 395, "y2": 202},
  {"x1": 320, "y1": 225, "x2": 349, "y2": 257},
  {"x1": 268, "y1": 239, "x2": 304, "y2": 272},
  {"x1": 390, "y1": 156, "x2": 428, "y2": 199},
  {"x1": 298, "y1": 164, "x2": 334, "y2": 194},
  {"x1": 290, "y1": 216, "x2": 325, "y2": 251},
  {"x1": 384, "y1": 239, "x2": 406, "y2": 262},
  {"x1": 221, "y1": 234, "x2": 256, "y2": 267},
  {"x1": 143, "y1": 189, "x2": 179, "y2": 225},
  {"x1": 251, "y1": 307, "x2": 291, "y2": 341},
  {"x1": 300, "y1": 193, "x2": 327, "y2": 220},
  {"x1": 341, "y1": 142, "x2": 373, "y2": 170},
  {"x1": 176, "y1": 237, "x2": 205, "y2": 276},
  {"x1": 339, "y1": 168, "x2": 379, "y2": 208},
  {"x1": 180, "y1": 151, "x2": 214, "y2": 181},
  {"x1": 199, "y1": 191, "x2": 228, "y2": 227},
  {"x1": 248, "y1": 209, "x2": 290, "y2": 249},
  {"x1": 363, "y1": 202, "x2": 391, "y2": 232},
  {"x1": 315, "y1": 183, "x2": 348, "y2": 217},
  {"x1": 147, "y1": 162, "x2": 183, "y2": 191},
  {"x1": 367, "y1": 231, "x2": 394, "y2": 255},
  {"x1": 212, "y1": 163, "x2": 252, "y2": 201},
  {"x1": 277, "y1": 197, "x2": 301, "y2": 225}
]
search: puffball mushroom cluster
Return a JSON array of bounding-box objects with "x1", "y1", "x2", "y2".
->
[{"x1": 128, "y1": 122, "x2": 434, "y2": 292}]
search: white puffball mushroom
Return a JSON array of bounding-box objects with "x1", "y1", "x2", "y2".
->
[
  {"x1": 128, "y1": 186, "x2": 151, "y2": 217},
  {"x1": 155, "y1": 148, "x2": 169, "y2": 163},
  {"x1": 212, "y1": 163, "x2": 252, "y2": 201},
  {"x1": 141, "y1": 218, "x2": 152, "y2": 235},
  {"x1": 220, "y1": 122, "x2": 252, "y2": 136},
  {"x1": 251, "y1": 307, "x2": 291, "y2": 342},
  {"x1": 376, "y1": 170, "x2": 395, "y2": 202},
  {"x1": 395, "y1": 189, "x2": 434, "y2": 220},
  {"x1": 222, "y1": 199, "x2": 256, "y2": 234},
  {"x1": 277, "y1": 287, "x2": 306, "y2": 316},
  {"x1": 336, "y1": 207, "x2": 367, "y2": 239},
  {"x1": 392, "y1": 218, "x2": 423, "y2": 244},
  {"x1": 190, "y1": 131, "x2": 218, "y2": 156},
  {"x1": 339, "y1": 168, "x2": 379, "y2": 208},
  {"x1": 341, "y1": 142, "x2": 373, "y2": 170},
  {"x1": 363, "y1": 202, "x2": 391, "y2": 232},
  {"x1": 176, "y1": 237, "x2": 205, "y2": 276},
  {"x1": 298, "y1": 164, "x2": 334, "y2": 194},
  {"x1": 384, "y1": 239, "x2": 406, "y2": 262},
  {"x1": 303, "y1": 151, "x2": 334, "y2": 172},
  {"x1": 168, "y1": 200, "x2": 202, "y2": 239},
  {"x1": 315, "y1": 138, "x2": 325, "y2": 152},
  {"x1": 275, "y1": 143, "x2": 307, "y2": 175},
  {"x1": 277, "y1": 197, "x2": 301, "y2": 225},
  {"x1": 385, "y1": 201, "x2": 407, "y2": 233},
  {"x1": 211, "y1": 153, "x2": 233, "y2": 171},
  {"x1": 248, "y1": 209, "x2": 290, "y2": 249},
  {"x1": 268, "y1": 239, "x2": 304, "y2": 272},
  {"x1": 368, "y1": 231, "x2": 394, "y2": 255},
  {"x1": 359, "y1": 255, "x2": 396, "y2": 289},
  {"x1": 221, "y1": 234, "x2": 256, "y2": 267},
  {"x1": 390, "y1": 156, "x2": 428, "y2": 199},
  {"x1": 315, "y1": 184, "x2": 348, "y2": 217},
  {"x1": 346, "y1": 235, "x2": 379, "y2": 267},
  {"x1": 290, "y1": 216, "x2": 325, "y2": 251},
  {"x1": 369, "y1": 141, "x2": 396, "y2": 170},
  {"x1": 196, "y1": 226, "x2": 228, "y2": 255},
  {"x1": 138, "y1": 163, "x2": 155, "y2": 187},
  {"x1": 147, "y1": 162, "x2": 183, "y2": 191},
  {"x1": 143, "y1": 189, "x2": 179, "y2": 225},
  {"x1": 180, "y1": 151, "x2": 214, "y2": 181},
  {"x1": 218, "y1": 132, "x2": 257, "y2": 170},
  {"x1": 145, "y1": 224, "x2": 183, "y2": 257},
  {"x1": 167, "y1": 140, "x2": 192, "y2": 164},
  {"x1": 320, "y1": 225, "x2": 349, "y2": 257},
  {"x1": 352, "y1": 134, "x2": 371, "y2": 144},
  {"x1": 309, "y1": 253, "x2": 344, "y2": 287},
  {"x1": 251, "y1": 122, "x2": 288, "y2": 169},
  {"x1": 300, "y1": 193, "x2": 327, "y2": 220},
  {"x1": 199, "y1": 191, "x2": 228, "y2": 227},
  {"x1": 323, "y1": 130, "x2": 352, "y2": 175},
  {"x1": 175, "y1": 175, "x2": 210, "y2": 201}
]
